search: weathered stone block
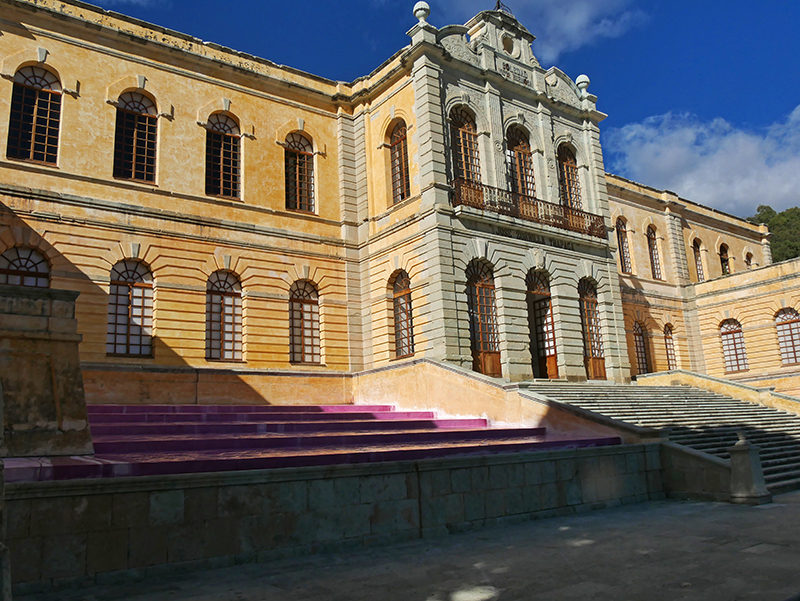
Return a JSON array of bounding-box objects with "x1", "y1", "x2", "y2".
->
[
  {"x1": 41, "y1": 533, "x2": 86, "y2": 579},
  {"x1": 463, "y1": 491, "x2": 486, "y2": 522},
  {"x1": 488, "y1": 465, "x2": 509, "y2": 489},
  {"x1": 6, "y1": 499, "x2": 30, "y2": 539},
  {"x1": 420, "y1": 496, "x2": 446, "y2": 527},
  {"x1": 129, "y1": 527, "x2": 168, "y2": 568},
  {"x1": 541, "y1": 461, "x2": 557, "y2": 484},
  {"x1": 504, "y1": 487, "x2": 524, "y2": 516},
  {"x1": 540, "y1": 483, "x2": 559, "y2": 510},
  {"x1": 185, "y1": 487, "x2": 218, "y2": 522},
  {"x1": 420, "y1": 470, "x2": 451, "y2": 497},
  {"x1": 450, "y1": 468, "x2": 472, "y2": 493},
  {"x1": 87, "y1": 529, "x2": 128, "y2": 575},
  {"x1": 168, "y1": 524, "x2": 205, "y2": 563},
  {"x1": 626, "y1": 452, "x2": 644, "y2": 474},
  {"x1": 645, "y1": 447, "x2": 662, "y2": 471},
  {"x1": 112, "y1": 492, "x2": 149, "y2": 528},
  {"x1": 29, "y1": 497, "x2": 74, "y2": 536},
  {"x1": 485, "y1": 490, "x2": 506, "y2": 518},
  {"x1": 9, "y1": 536, "x2": 42, "y2": 584},
  {"x1": 219, "y1": 484, "x2": 265, "y2": 517},
  {"x1": 507, "y1": 464, "x2": 525, "y2": 488},
  {"x1": 150, "y1": 490, "x2": 185, "y2": 526},
  {"x1": 203, "y1": 518, "x2": 241, "y2": 558},
  {"x1": 360, "y1": 474, "x2": 407, "y2": 503},
  {"x1": 565, "y1": 479, "x2": 583, "y2": 506},
  {"x1": 471, "y1": 466, "x2": 490, "y2": 490},
  {"x1": 308, "y1": 479, "x2": 336, "y2": 509},
  {"x1": 524, "y1": 462, "x2": 542, "y2": 486},
  {"x1": 74, "y1": 494, "x2": 113, "y2": 532},
  {"x1": 557, "y1": 459, "x2": 577, "y2": 482},
  {"x1": 522, "y1": 486, "x2": 542, "y2": 513}
]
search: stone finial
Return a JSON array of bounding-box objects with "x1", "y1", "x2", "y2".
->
[
  {"x1": 736, "y1": 431, "x2": 748, "y2": 446},
  {"x1": 413, "y1": 1, "x2": 430, "y2": 23},
  {"x1": 576, "y1": 74, "x2": 590, "y2": 99}
]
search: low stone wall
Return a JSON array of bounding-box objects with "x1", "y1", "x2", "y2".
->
[
  {"x1": 7, "y1": 443, "x2": 664, "y2": 595},
  {"x1": 660, "y1": 442, "x2": 731, "y2": 502}
]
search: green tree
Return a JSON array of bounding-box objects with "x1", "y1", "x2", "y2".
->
[{"x1": 748, "y1": 205, "x2": 800, "y2": 263}]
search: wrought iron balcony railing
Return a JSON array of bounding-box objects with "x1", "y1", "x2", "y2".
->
[{"x1": 451, "y1": 178, "x2": 607, "y2": 239}]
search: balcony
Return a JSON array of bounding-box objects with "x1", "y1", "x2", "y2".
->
[{"x1": 451, "y1": 178, "x2": 607, "y2": 239}]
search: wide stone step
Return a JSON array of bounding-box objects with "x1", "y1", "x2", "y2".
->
[
  {"x1": 86, "y1": 404, "x2": 397, "y2": 414},
  {"x1": 88, "y1": 411, "x2": 437, "y2": 424}
]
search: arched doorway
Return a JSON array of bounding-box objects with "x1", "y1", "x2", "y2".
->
[
  {"x1": 526, "y1": 271, "x2": 558, "y2": 379},
  {"x1": 466, "y1": 261, "x2": 501, "y2": 377}
]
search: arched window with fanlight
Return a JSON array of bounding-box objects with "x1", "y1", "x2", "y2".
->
[
  {"x1": 647, "y1": 226, "x2": 662, "y2": 280},
  {"x1": 113, "y1": 92, "x2": 158, "y2": 182},
  {"x1": 205, "y1": 113, "x2": 240, "y2": 199},
  {"x1": 616, "y1": 218, "x2": 632, "y2": 274},
  {"x1": 206, "y1": 270, "x2": 243, "y2": 361},
  {"x1": 0, "y1": 247, "x2": 49, "y2": 288},
  {"x1": 692, "y1": 239, "x2": 705, "y2": 282},
  {"x1": 526, "y1": 270, "x2": 558, "y2": 378},
  {"x1": 664, "y1": 324, "x2": 677, "y2": 370},
  {"x1": 107, "y1": 259, "x2": 153, "y2": 357},
  {"x1": 7, "y1": 66, "x2": 61, "y2": 165},
  {"x1": 392, "y1": 270, "x2": 414, "y2": 358},
  {"x1": 285, "y1": 133, "x2": 315, "y2": 213},
  {"x1": 776, "y1": 308, "x2": 800, "y2": 366},
  {"x1": 290, "y1": 280, "x2": 320, "y2": 364},
  {"x1": 466, "y1": 260, "x2": 500, "y2": 377},
  {"x1": 719, "y1": 244, "x2": 731, "y2": 275},
  {"x1": 450, "y1": 107, "x2": 481, "y2": 183},
  {"x1": 720, "y1": 319, "x2": 748, "y2": 373},
  {"x1": 557, "y1": 145, "x2": 581, "y2": 209},
  {"x1": 506, "y1": 127, "x2": 535, "y2": 198},
  {"x1": 633, "y1": 321, "x2": 650, "y2": 375},
  {"x1": 579, "y1": 278, "x2": 605, "y2": 380},
  {"x1": 390, "y1": 121, "x2": 411, "y2": 205}
]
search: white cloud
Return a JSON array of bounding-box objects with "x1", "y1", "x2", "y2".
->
[{"x1": 604, "y1": 107, "x2": 800, "y2": 217}]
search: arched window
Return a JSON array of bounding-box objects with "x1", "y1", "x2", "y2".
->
[
  {"x1": 113, "y1": 92, "x2": 158, "y2": 182},
  {"x1": 526, "y1": 270, "x2": 558, "y2": 378},
  {"x1": 392, "y1": 270, "x2": 414, "y2": 358},
  {"x1": 745, "y1": 253, "x2": 753, "y2": 269},
  {"x1": 776, "y1": 308, "x2": 800, "y2": 366},
  {"x1": 466, "y1": 261, "x2": 500, "y2": 377},
  {"x1": 107, "y1": 260, "x2": 153, "y2": 357},
  {"x1": 616, "y1": 218, "x2": 632, "y2": 274},
  {"x1": 719, "y1": 244, "x2": 731, "y2": 275},
  {"x1": 205, "y1": 114, "x2": 240, "y2": 199},
  {"x1": 633, "y1": 321, "x2": 650, "y2": 375},
  {"x1": 506, "y1": 127, "x2": 535, "y2": 198},
  {"x1": 647, "y1": 226, "x2": 662, "y2": 280},
  {"x1": 285, "y1": 133, "x2": 314, "y2": 213},
  {"x1": 578, "y1": 279, "x2": 605, "y2": 379},
  {"x1": 720, "y1": 319, "x2": 748, "y2": 373},
  {"x1": 390, "y1": 122, "x2": 411, "y2": 205},
  {"x1": 664, "y1": 324, "x2": 677, "y2": 370},
  {"x1": 693, "y1": 239, "x2": 705, "y2": 282},
  {"x1": 0, "y1": 247, "x2": 49, "y2": 288},
  {"x1": 557, "y1": 145, "x2": 581, "y2": 209},
  {"x1": 290, "y1": 280, "x2": 320, "y2": 364},
  {"x1": 7, "y1": 66, "x2": 61, "y2": 164},
  {"x1": 206, "y1": 271, "x2": 243, "y2": 361},
  {"x1": 450, "y1": 107, "x2": 481, "y2": 183}
]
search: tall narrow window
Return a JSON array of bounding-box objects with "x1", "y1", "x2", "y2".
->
[
  {"x1": 557, "y1": 145, "x2": 581, "y2": 209},
  {"x1": 526, "y1": 270, "x2": 558, "y2": 379},
  {"x1": 633, "y1": 321, "x2": 650, "y2": 375},
  {"x1": 693, "y1": 239, "x2": 705, "y2": 282},
  {"x1": 776, "y1": 308, "x2": 800, "y2": 366},
  {"x1": 719, "y1": 244, "x2": 731, "y2": 275},
  {"x1": 745, "y1": 253, "x2": 753, "y2": 269},
  {"x1": 466, "y1": 261, "x2": 500, "y2": 377},
  {"x1": 290, "y1": 280, "x2": 320, "y2": 364},
  {"x1": 390, "y1": 122, "x2": 411, "y2": 205},
  {"x1": 206, "y1": 271, "x2": 243, "y2": 361},
  {"x1": 0, "y1": 247, "x2": 49, "y2": 288},
  {"x1": 7, "y1": 66, "x2": 61, "y2": 164},
  {"x1": 579, "y1": 279, "x2": 605, "y2": 380},
  {"x1": 720, "y1": 319, "x2": 748, "y2": 373},
  {"x1": 616, "y1": 218, "x2": 632, "y2": 274},
  {"x1": 285, "y1": 133, "x2": 314, "y2": 212},
  {"x1": 392, "y1": 271, "x2": 414, "y2": 358},
  {"x1": 107, "y1": 260, "x2": 153, "y2": 357},
  {"x1": 113, "y1": 92, "x2": 158, "y2": 182},
  {"x1": 664, "y1": 324, "x2": 677, "y2": 370},
  {"x1": 450, "y1": 107, "x2": 481, "y2": 183},
  {"x1": 506, "y1": 127, "x2": 535, "y2": 197},
  {"x1": 647, "y1": 226, "x2": 662, "y2": 280},
  {"x1": 205, "y1": 113, "x2": 240, "y2": 199}
]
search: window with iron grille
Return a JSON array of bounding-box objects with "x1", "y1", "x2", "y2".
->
[
  {"x1": 776, "y1": 308, "x2": 800, "y2": 366},
  {"x1": 0, "y1": 247, "x2": 49, "y2": 288},
  {"x1": 392, "y1": 270, "x2": 414, "y2": 358},
  {"x1": 720, "y1": 319, "x2": 748, "y2": 373},
  {"x1": 719, "y1": 244, "x2": 731, "y2": 275},
  {"x1": 7, "y1": 66, "x2": 61, "y2": 165},
  {"x1": 205, "y1": 114, "x2": 240, "y2": 199},
  {"x1": 664, "y1": 324, "x2": 677, "y2": 370},
  {"x1": 290, "y1": 280, "x2": 320, "y2": 364},
  {"x1": 285, "y1": 133, "x2": 315, "y2": 212},
  {"x1": 578, "y1": 279, "x2": 604, "y2": 359},
  {"x1": 647, "y1": 226, "x2": 662, "y2": 280},
  {"x1": 466, "y1": 261, "x2": 499, "y2": 353},
  {"x1": 633, "y1": 321, "x2": 650, "y2": 375},
  {"x1": 113, "y1": 92, "x2": 157, "y2": 183},
  {"x1": 693, "y1": 239, "x2": 705, "y2": 282},
  {"x1": 526, "y1": 271, "x2": 556, "y2": 360},
  {"x1": 557, "y1": 145, "x2": 582, "y2": 209},
  {"x1": 745, "y1": 253, "x2": 753, "y2": 269},
  {"x1": 206, "y1": 270, "x2": 243, "y2": 361},
  {"x1": 506, "y1": 127, "x2": 535, "y2": 198},
  {"x1": 390, "y1": 122, "x2": 410, "y2": 205},
  {"x1": 450, "y1": 107, "x2": 481, "y2": 183},
  {"x1": 616, "y1": 218, "x2": 632, "y2": 274},
  {"x1": 106, "y1": 259, "x2": 153, "y2": 357}
]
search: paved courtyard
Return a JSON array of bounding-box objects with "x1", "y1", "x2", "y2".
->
[{"x1": 20, "y1": 491, "x2": 800, "y2": 601}]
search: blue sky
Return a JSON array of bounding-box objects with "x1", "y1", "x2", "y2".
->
[{"x1": 93, "y1": 0, "x2": 800, "y2": 217}]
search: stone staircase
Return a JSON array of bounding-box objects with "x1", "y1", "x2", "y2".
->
[{"x1": 530, "y1": 383, "x2": 800, "y2": 494}]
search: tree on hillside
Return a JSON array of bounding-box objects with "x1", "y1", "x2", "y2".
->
[{"x1": 748, "y1": 205, "x2": 800, "y2": 263}]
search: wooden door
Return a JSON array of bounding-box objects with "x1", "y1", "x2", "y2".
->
[
  {"x1": 527, "y1": 271, "x2": 559, "y2": 379},
  {"x1": 467, "y1": 262, "x2": 501, "y2": 377}
]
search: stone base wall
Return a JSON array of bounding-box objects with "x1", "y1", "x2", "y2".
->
[{"x1": 7, "y1": 444, "x2": 664, "y2": 596}]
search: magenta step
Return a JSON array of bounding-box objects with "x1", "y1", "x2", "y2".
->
[
  {"x1": 86, "y1": 404, "x2": 396, "y2": 414},
  {"x1": 87, "y1": 411, "x2": 436, "y2": 424},
  {"x1": 89, "y1": 418, "x2": 489, "y2": 436}
]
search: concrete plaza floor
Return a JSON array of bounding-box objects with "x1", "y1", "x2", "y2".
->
[{"x1": 20, "y1": 491, "x2": 800, "y2": 601}]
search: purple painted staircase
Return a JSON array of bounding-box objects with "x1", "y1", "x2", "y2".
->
[{"x1": 4, "y1": 404, "x2": 621, "y2": 482}]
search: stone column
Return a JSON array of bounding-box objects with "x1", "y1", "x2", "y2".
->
[{"x1": 664, "y1": 202, "x2": 690, "y2": 284}]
